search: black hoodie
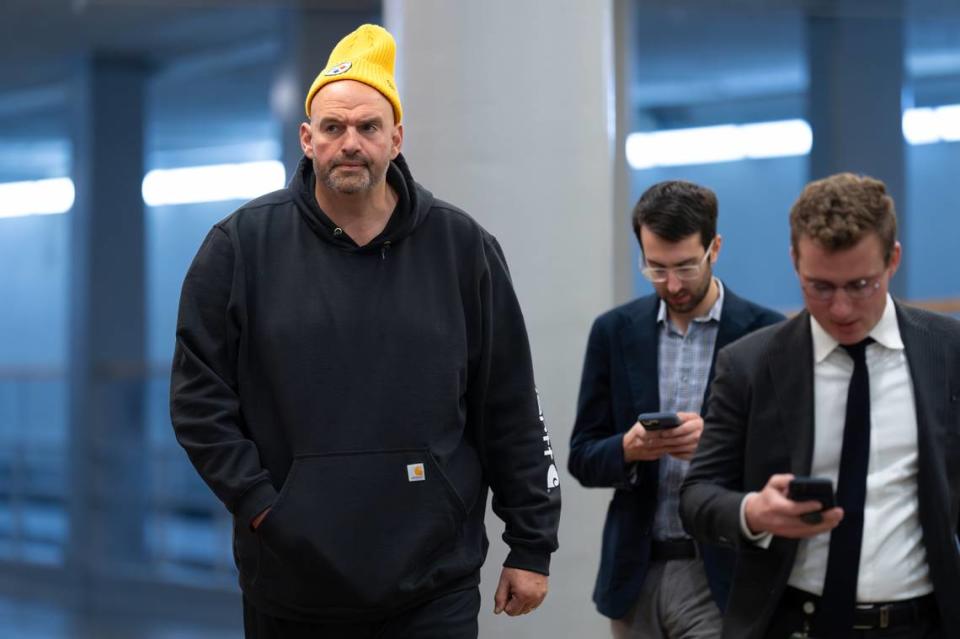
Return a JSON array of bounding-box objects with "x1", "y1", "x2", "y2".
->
[{"x1": 170, "y1": 154, "x2": 561, "y2": 621}]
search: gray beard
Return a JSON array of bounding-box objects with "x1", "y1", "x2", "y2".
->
[{"x1": 320, "y1": 163, "x2": 384, "y2": 195}]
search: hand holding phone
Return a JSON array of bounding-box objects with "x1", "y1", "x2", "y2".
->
[
  {"x1": 623, "y1": 412, "x2": 695, "y2": 462},
  {"x1": 744, "y1": 474, "x2": 843, "y2": 538},
  {"x1": 787, "y1": 477, "x2": 836, "y2": 524},
  {"x1": 636, "y1": 411, "x2": 681, "y2": 431}
]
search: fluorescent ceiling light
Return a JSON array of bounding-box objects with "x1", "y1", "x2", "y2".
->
[
  {"x1": 628, "y1": 102, "x2": 960, "y2": 170},
  {"x1": 936, "y1": 104, "x2": 960, "y2": 141},
  {"x1": 626, "y1": 119, "x2": 812, "y2": 169},
  {"x1": 142, "y1": 160, "x2": 285, "y2": 206},
  {"x1": 0, "y1": 177, "x2": 75, "y2": 219},
  {"x1": 902, "y1": 108, "x2": 940, "y2": 145},
  {"x1": 740, "y1": 120, "x2": 813, "y2": 159},
  {"x1": 901, "y1": 104, "x2": 960, "y2": 145}
]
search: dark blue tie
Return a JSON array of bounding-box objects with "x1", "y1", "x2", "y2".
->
[{"x1": 814, "y1": 337, "x2": 874, "y2": 637}]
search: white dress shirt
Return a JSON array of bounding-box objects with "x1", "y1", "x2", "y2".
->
[{"x1": 786, "y1": 294, "x2": 933, "y2": 601}]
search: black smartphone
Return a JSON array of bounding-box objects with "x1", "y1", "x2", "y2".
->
[
  {"x1": 787, "y1": 477, "x2": 836, "y2": 524},
  {"x1": 637, "y1": 411, "x2": 681, "y2": 431}
]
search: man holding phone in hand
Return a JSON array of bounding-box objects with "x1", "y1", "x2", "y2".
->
[
  {"x1": 681, "y1": 173, "x2": 960, "y2": 638},
  {"x1": 569, "y1": 180, "x2": 783, "y2": 638}
]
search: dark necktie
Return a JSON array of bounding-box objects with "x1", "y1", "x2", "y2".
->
[{"x1": 814, "y1": 337, "x2": 874, "y2": 637}]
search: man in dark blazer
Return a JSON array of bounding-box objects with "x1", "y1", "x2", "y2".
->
[
  {"x1": 681, "y1": 173, "x2": 960, "y2": 639},
  {"x1": 569, "y1": 180, "x2": 784, "y2": 638}
]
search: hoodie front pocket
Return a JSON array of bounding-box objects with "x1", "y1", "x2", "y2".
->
[
  {"x1": 233, "y1": 516, "x2": 261, "y2": 584},
  {"x1": 256, "y1": 448, "x2": 467, "y2": 614}
]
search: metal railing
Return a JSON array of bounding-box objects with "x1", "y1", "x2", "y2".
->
[{"x1": 0, "y1": 365, "x2": 236, "y2": 588}]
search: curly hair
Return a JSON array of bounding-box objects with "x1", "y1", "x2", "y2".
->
[{"x1": 790, "y1": 173, "x2": 898, "y2": 264}]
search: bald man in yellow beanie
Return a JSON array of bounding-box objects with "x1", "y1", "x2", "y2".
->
[{"x1": 171, "y1": 23, "x2": 561, "y2": 639}]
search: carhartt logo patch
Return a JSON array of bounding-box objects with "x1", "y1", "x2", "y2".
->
[
  {"x1": 547, "y1": 463, "x2": 560, "y2": 490},
  {"x1": 407, "y1": 463, "x2": 425, "y2": 482}
]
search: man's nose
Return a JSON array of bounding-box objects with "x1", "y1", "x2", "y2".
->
[
  {"x1": 829, "y1": 289, "x2": 854, "y2": 316},
  {"x1": 341, "y1": 127, "x2": 361, "y2": 152},
  {"x1": 666, "y1": 271, "x2": 684, "y2": 293}
]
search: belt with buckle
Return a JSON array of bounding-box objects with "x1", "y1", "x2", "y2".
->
[
  {"x1": 650, "y1": 538, "x2": 699, "y2": 561},
  {"x1": 782, "y1": 587, "x2": 937, "y2": 630}
]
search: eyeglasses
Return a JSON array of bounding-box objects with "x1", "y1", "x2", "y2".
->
[
  {"x1": 640, "y1": 239, "x2": 714, "y2": 283},
  {"x1": 800, "y1": 276, "x2": 883, "y2": 301}
]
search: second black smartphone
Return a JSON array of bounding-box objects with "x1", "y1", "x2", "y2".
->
[
  {"x1": 637, "y1": 411, "x2": 681, "y2": 431},
  {"x1": 787, "y1": 477, "x2": 836, "y2": 524}
]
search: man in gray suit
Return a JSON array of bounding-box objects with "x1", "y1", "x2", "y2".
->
[{"x1": 680, "y1": 173, "x2": 960, "y2": 639}]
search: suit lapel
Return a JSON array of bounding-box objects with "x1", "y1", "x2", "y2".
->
[
  {"x1": 714, "y1": 288, "x2": 751, "y2": 351},
  {"x1": 766, "y1": 312, "x2": 816, "y2": 473},
  {"x1": 897, "y1": 303, "x2": 946, "y2": 430},
  {"x1": 619, "y1": 296, "x2": 662, "y2": 415},
  {"x1": 618, "y1": 297, "x2": 663, "y2": 487},
  {"x1": 896, "y1": 303, "x2": 949, "y2": 491},
  {"x1": 705, "y1": 288, "x2": 751, "y2": 408}
]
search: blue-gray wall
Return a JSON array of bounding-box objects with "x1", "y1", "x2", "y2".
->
[
  {"x1": 3, "y1": 140, "x2": 960, "y2": 371},
  {"x1": 630, "y1": 141, "x2": 960, "y2": 310}
]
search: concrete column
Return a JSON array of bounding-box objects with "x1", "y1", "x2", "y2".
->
[
  {"x1": 613, "y1": 0, "x2": 638, "y2": 306},
  {"x1": 385, "y1": 1, "x2": 619, "y2": 636},
  {"x1": 806, "y1": 6, "x2": 907, "y2": 293},
  {"x1": 67, "y1": 55, "x2": 148, "y2": 585},
  {"x1": 273, "y1": 8, "x2": 379, "y2": 180}
]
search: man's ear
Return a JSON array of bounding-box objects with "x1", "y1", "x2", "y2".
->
[
  {"x1": 300, "y1": 121, "x2": 313, "y2": 158},
  {"x1": 710, "y1": 234, "x2": 723, "y2": 264},
  {"x1": 390, "y1": 123, "x2": 403, "y2": 160},
  {"x1": 887, "y1": 240, "x2": 902, "y2": 276}
]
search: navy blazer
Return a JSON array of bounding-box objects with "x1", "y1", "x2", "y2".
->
[
  {"x1": 568, "y1": 285, "x2": 784, "y2": 620},
  {"x1": 680, "y1": 303, "x2": 960, "y2": 639}
]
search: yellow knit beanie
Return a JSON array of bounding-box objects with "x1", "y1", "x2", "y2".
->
[{"x1": 304, "y1": 24, "x2": 402, "y2": 124}]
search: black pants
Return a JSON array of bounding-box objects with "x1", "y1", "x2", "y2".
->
[
  {"x1": 243, "y1": 587, "x2": 481, "y2": 639},
  {"x1": 764, "y1": 591, "x2": 942, "y2": 639}
]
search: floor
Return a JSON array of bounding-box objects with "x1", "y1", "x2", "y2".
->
[{"x1": 0, "y1": 596, "x2": 241, "y2": 639}]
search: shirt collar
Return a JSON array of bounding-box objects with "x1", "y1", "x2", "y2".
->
[
  {"x1": 657, "y1": 278, "x2": 725, "y2": 327},
  {"x1": 810, "y1": 293, "x2": 904, "y2": 363}
]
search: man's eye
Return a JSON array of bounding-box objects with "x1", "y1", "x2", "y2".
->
[
  {"x1": 849, "y1": 279, "x2": 870, "y2": 291},
  {"x1": 812, "y1": 282, "x2": 834, "y2": 293}
]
